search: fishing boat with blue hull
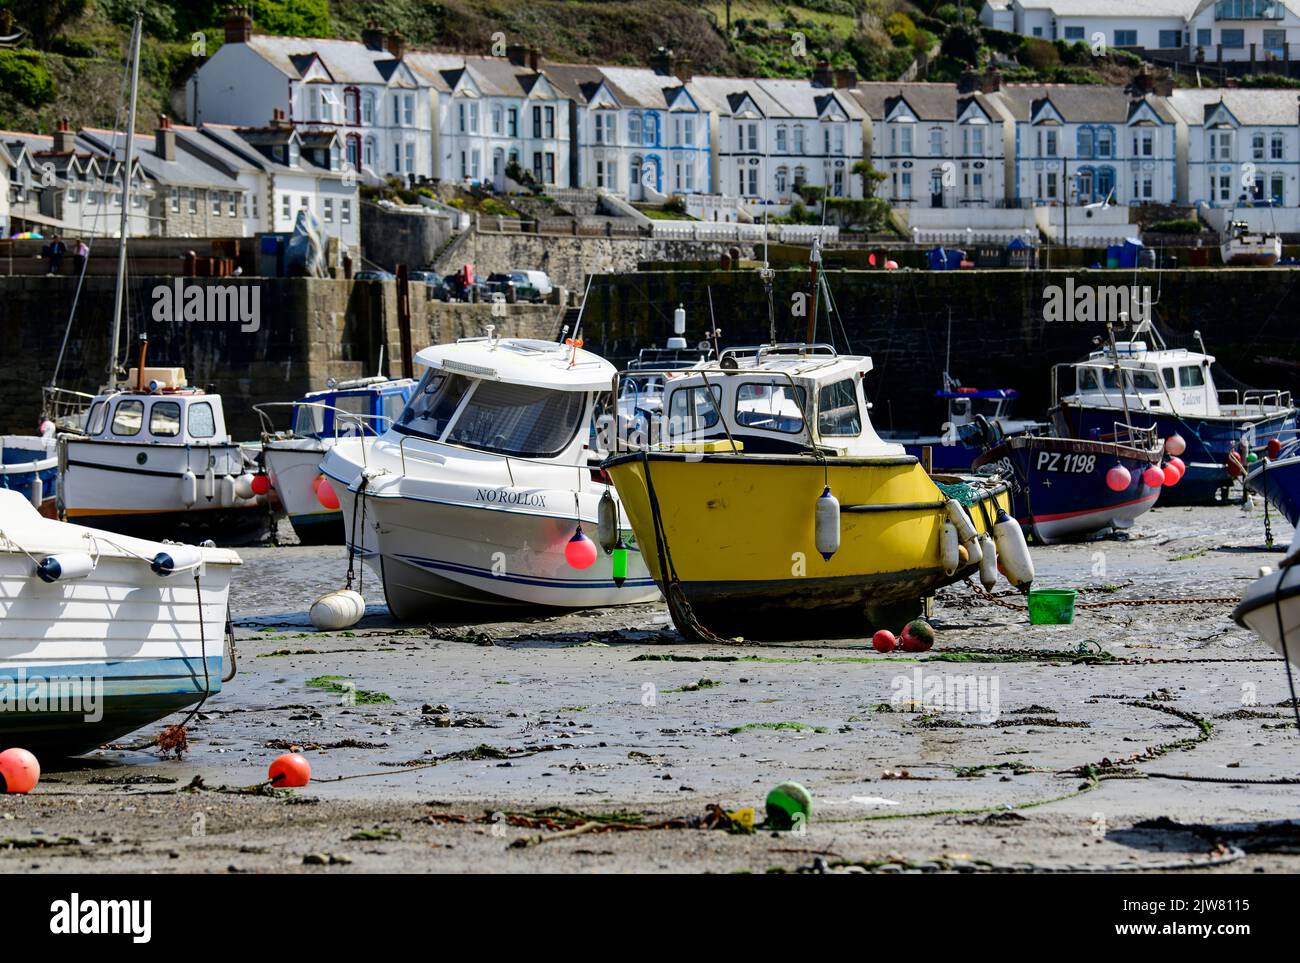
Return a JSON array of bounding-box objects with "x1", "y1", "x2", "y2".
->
[
  {"x1": 1245, "y1": 438, "x2": 1300, "y2": 526},
  {"x1": 256, "y1": 376, "x2": 417, "y2": 544},
  {"x1": 1, "y1": 435, "x2": 58, "y2": 518},
  {"x1": 0, "y1": 490, "x2": 240, "y2": 755},
  {"x1": 1053, "y1": 323, "x2": 1295, "y2": 505},
  {"x1": 972, "y1": 425, "x2": 1165, "y2": 544}
]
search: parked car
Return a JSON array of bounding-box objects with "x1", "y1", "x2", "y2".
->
[
  {"x1": 443, "y1": 274, "x2": 489, "y2": 302},
  {"x1": 510, "y1": 270, "x2": 553, "y2": 299},
  {"x1": 409, "y1": 270, "x2": 448, "y2": 300},
  {"x1": 354, "y1": 269, "x2": 395, "y2": 282}
]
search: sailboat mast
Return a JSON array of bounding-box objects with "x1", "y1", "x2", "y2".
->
[
  {"x1": 805, "y1": 237, "x2": 821, "y2": 345},
  {"x1": 108, "y1": 13, "x2": 143, "y2": 384}
]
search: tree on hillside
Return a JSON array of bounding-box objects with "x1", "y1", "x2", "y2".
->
[{"x1": 0, "y1": 0, "x2": 87, "y2": 50}]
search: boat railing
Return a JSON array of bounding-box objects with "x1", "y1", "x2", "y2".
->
[
  {"x1": 1218, "y1": 389, "x2": 1292, "y2": 414},
  {"x1": 1106, "y1": 421, "x2": 1159, "y2": 450},
  {"x1": 41, "y1": 386, "x2": 97, "y2": 433}
]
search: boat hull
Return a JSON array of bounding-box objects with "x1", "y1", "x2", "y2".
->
[
  {"x1": 263, "y1": 438, "x2": 342, "y2": 543},
  {"x1": 61, "y1": 437, "x2": 267, "y2": 542},
  {"x1": 973, "y1": 436, "x2": 1162, "y2": 543},
  {"x1": 1245, "y1": 454, "x2": 1300, "y2": 527},
  {"x1": 1055, "y1": 402, "x2": 1296, "y2": 504},
  {"x1": 2, "y1": 436, "x2": 58, "y2": 518},
  {"x1": 0, "y1": 502, "x2": 238, "y2": 756},
  {"x1": 604, "y1": 451, "x2": 1012, "y2": 640},
  {"x1": 320, "y1": 440, "x2": 659, "y2": 618},
  {"x1": 1234, "y1": 565, "x2": 1300, "y2": 667}
]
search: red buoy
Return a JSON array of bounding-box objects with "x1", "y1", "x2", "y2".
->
[
  {"x1": 899, "y1": 620, "x2": 935, "y2": 653},
  {"x1": 1227, "y1": 451, "x2": 1245, "y2": 478},
  {"x1": 1268, "y1": 438, "x2": 1283, "y2": 459},
  {"x1": 316, "y1": 480, "x2": 340, "y2": 510},
  {"x1": 1162, "y1": 463, "x2": 1181, "y2": 486},
  {"x1": 1164, "y1": 434, "x2": 1186, "y2": 456},
  {"x1": 1105, "y1": 465, "x2": 1131, "y2": 492},
  {"x1": 871, "y1": 629, "x2": 896, "y2": 653},
  {"x1": 268, "y1": 753, "x2": 311, "y2": 788},
  {"x1": 564, "y1": 526, "x2": 598, "y2": 570},
  {"x1": 251, "y1": 473, "x2": 271, "y2": 496},
  {"x1": 1167, "y1": 456, "x2": 1186, "y2": 475},
  {"x1": 0, "y1": 748, "x2": 40, "y2": 794},
  {"x1": 1142, "y1": 466, "x2": 1165, "y2": 488}
]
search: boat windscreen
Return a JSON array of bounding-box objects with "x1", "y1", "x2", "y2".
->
[
  {"x1": 444, "y1": 380, "x2": 586, "y2": 457},
  {"x1": 397, "y1": 372, "x2": 472, "y2": 440}
]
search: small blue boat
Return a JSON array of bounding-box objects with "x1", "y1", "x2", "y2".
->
[
  {"x1": 881, "y1": 376, "x2": 1044, "y2": 472},
  {"x1": 973, "y1": 427, "x2": 1165, "y2": 543},
  {"x1": 1053, "y1": 326, "x2": 1295, "y2": 505},
  {"x1": 1246, "y1": 438, "x2": 1300, "y2": 526},
  {"x1": 1, "y1": 434, "x2": 58, "y2": 518}
]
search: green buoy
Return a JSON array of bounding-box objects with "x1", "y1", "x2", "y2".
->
[
  {"x1": 765, "y1": 780, "x2": 812, "y2": 830},
  {"x1": 612, "y1": 538, "x2": 628, "y2": 588}
]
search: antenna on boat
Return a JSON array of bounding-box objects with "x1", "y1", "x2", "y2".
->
[
  {"x1": 107, "y1": 12, "x2": 143, "y2": 387},
  {"x1": 1106, "y1": 313, "x2": 1135, "y2": 428},
  {"x1": 805, "y1": 236, "x2": 822, "y2": 345},
  {"x1": 705, "y1": 286, "x2": 722, "y2": 360},
  {"x1": 376, "y1": 344, "x2": 385, "y2": 377}
]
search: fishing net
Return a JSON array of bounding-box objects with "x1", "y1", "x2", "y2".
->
[{"x1": 935, "y1": 479, "x2": 988, "y2": 507}]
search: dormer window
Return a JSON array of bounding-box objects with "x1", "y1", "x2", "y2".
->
[{"x1": 288, "y1": 140, "x2": 300, "y2": 167}]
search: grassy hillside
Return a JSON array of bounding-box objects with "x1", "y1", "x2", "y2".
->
[{"x1": 0, "y1": 0, "x2": 1160, "y2": 137}]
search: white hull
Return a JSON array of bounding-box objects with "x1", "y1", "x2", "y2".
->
[
  {"x1": 321, "y1": 437, "x2": 660, "y2": 617},
  {"x1": 62, "y1": 437, "x2": 259, "y2": 522},
  {"x1": 1030, "y1": 492, "x2": 1161, "y2": 543},
  {"x1": 0, "y1": 490, "x2": 240, "y2": 752},
  {"x1": 1235, "y1": 564, "x2": 1300, "y2": 667},
  {"x1": 263, "y1": 437, "x2": 333, "y2": 520}
]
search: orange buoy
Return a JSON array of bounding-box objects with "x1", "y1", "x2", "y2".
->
[
  {"x1": 268, "y1": 753, "x2": 311, "y2": 788},
  {"x1": 0, "y1": 748, "x2": 40, "y2": 793},
  {"x1": 316, "y1": 480, "x2": 341, "y2": 511}
]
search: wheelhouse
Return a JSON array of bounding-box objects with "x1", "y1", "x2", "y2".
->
[
  {"x1": 291, "y1": 377, "x2": 416, "y2": 439},
  {"x1": 625, "y1": 344, "x2": 901, "y2": 457},
  {"x1": 81, "y1": 391, "x2": 230, "y2": 445}
]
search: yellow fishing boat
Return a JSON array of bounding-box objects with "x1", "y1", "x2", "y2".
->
[{"x1": 603, "y1": 343, "x2": 1032, "y2": 642}]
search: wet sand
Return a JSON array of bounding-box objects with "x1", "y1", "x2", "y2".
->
[{"x1": 3, "y1": 504, "x2": 1298, "y2": 873}]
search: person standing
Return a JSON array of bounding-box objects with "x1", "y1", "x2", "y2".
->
[
  {"x1": 48, "y1": 235, "x2": 66, "y2": 274},
  {"x1": 74, "y1": 238, "x2": 89, "y2": 275}
]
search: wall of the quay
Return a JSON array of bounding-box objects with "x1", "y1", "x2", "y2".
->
[
  {"x1": 0, "y1": 275, "x2": 561, "y2": 440},
  {"x1": 582, "y1": 267, "x2": 1300, "y2": 432}
]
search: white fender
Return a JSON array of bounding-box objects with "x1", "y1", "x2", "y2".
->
[
  {"x1": 310, "y1": 589, "x2": 366, "y2": 631},
  {"x1": 36, "y1": 552, "x2": 96, "y2": 583},
  {"x1": 964, "y1": 533, "x2": 983, "y2": 566},
  {"x1": 234, "y1": 472, "x2": 256, "y2": 501},
  {"x1": 218, "y1": 474, "x2": 236, "y2": 508},
  {"x1": 204, "y1": 466, "x2": 216, "y2": 502},
  {"x1": 940, "y1": 520, "x2": 960, "y2": 576},
  {"x1": 944, "y1": 498, "x2": 978, "y2": 544},
  {"x1": 181, "y1": 469, "x2": 197, "y2": 508},
  {"x1": 815, "y1": 486, "x2": 840, "y2": 561},
  {"x1": 978, "y1": 534, "x2": 998, "y2": 591},
  {"x1": 597, "y1": 489, "x2": 619, "y2": 555},
  {"x1": 992, "y1": 509, "x2": 1035, "y2": 588},
  {"x1": 29, "y1": 474, "x2": 43, "y2": 510},
  {"x1": 151, "y1": 545, "x2": 205, "y2": 577}
]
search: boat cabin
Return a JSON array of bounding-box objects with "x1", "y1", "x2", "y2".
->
[
  {"x1": 291, "y1": 377, "x2": 416, "y2": 439},
  {"x1": 81, "y1": 372, "x2": 231, "y2": 446},
  {"x1": 1059, "y1": 341, "x2": 1223, "y2": 418},
  {"x1": 644, "y1": 344, "x2": 903, "y2": 457},
  {"x1": 939, "y1": 387, "x2": 1020, "y2": 429},
  {"x1": 393, "y1": 337, "x2": 611, "y2": 462}
]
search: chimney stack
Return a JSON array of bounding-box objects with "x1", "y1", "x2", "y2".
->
[
  {"x1": 958, "y1": 69, "x2": 978, "y2": 94},
  {"x1": 386, "y1": 30, "x2": 407, "y2": 58},
  {"x1": 271, "y1": 108, "x2": 291, "y2": 128},
  {"x1": 980, "y1": 67, "x2": 1002, "y2": 93},
  {"x1": 156, "y1": 114, "x2": 176, "y2": 162},
  {"x1": 53, "y1": 118, "x2": 74, "y2": 153},
  {"x1": 224, "y1": 4, "x2": 252, "y2": 45},
  {"x1": 834, "y1": 66, "x2": 857, "y2": 88},
  {"x1": 812, "y1": 60, "x2": 834, "y2": 88},
  {"x1": 506, "y1": 44, "x2": 542, "y2": 71},
  {"x1": 651, "y1": 47, "x2": 673, "y2": 76},
  {"x1": 362, "y1": 20, "x2": 386, "y2": 51}
]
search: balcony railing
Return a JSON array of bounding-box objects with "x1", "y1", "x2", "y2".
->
[{"x1": 1215, "y1": 0, "x2": 1284, "y2": 19}]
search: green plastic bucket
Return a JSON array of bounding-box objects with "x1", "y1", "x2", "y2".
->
[{"x1": 1027, "y1": 589, "x2": 1077, "y2": 625}]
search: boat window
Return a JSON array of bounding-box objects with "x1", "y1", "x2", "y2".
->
[
  {"x1": 334, "y1": 393, "x2": 373, "y2": 436},
  {"x1": 397, "y1": 373, "x2": 470, "y2": 440},
  {"x1": 189, "y1": 402, "x2": 216, "y2": 439},
  {"x1": 1079, "y1": 369, "x2": 1100, "y2": 391},
  {"x1": 85, "y1": 402, "x2": 108, "y2": 436},
  {"x1": 382, "y1": 392, "x2": 407, "y2": 429},
  {"x1": 293, "y1": 403, "x2": 325, "y2": 437},
  {"x1": 1162, "y1": 368, "x2": 1176, "y2": 389},
  {"x1": 971, "y1": 397, "x2": 1008, "y2": 419},
  {"x1": 446, "y1": 380, "x2": 586, "y2": 457},
  {"x1": 817, "y1": 379, "x2": 861, "y2": 437},
  {"x1": 1128, "y1": 369, "x2": 1161, "y2": 393},
  {"x1": 1179, "y1": 365, "x2": 1205, "y2": 388},
  {"x1": 667, "y1": 385, "x2": 723, "y2": 435},
  {"x1": 736, "y1": 383, "x2": 807, "y2": 434},
  {"x1": 1100, "y1": 369, "x2": 1120, "y2": 390},
  {"x1": 589, "y1": 390, "x2": 612, "y2": 450},
  {"x1": 110, "y1": 399, "x2": 144, "y2": 436},
  {"x1": 149, "y1": 401, "x2": 182, "y2": 437}
]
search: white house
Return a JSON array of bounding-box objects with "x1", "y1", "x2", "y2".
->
[
  {"x1": 1186, "y1": 0, "x2": 1300, "y2": 63},
  {"x1": 187, "y1": 8, "x2": 434, "y2": 183},
  {"x1": 854, "y1": 79, "x2": 1011, "y2": 209},
  {"x1": 996, "y1": 83, "x2": 1180, "y2": 206},
  {"x1": 0, "y1": 144, "x2": 11, "y2": 237},
  {"x1": 981, "y1": 0, "x2": 1017, "y2": 31},
  {"x1": 1169, "y1": 87, "x2": 1300, "y2": 206}
]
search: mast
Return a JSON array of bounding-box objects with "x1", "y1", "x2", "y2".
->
[
  {"x1": 805, "y1": 236, "x2": 821, "y2": 345},
  {"x1": 108, "y1": 13, "x2": 143, "y2": 385}
]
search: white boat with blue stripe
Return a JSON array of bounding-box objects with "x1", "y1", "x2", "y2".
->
[{"x1": 320, "y1": 334, "x2": 659, "y2": 618}]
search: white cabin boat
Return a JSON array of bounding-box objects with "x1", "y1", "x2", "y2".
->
[
  {"x1": 60, "y1": 365, "x2": 265, "y2": 540},
  {"x1": 1220, "y1": 220, "x2": 1282, "y2": 267},
  {"x1": 0, "y1": 489, "x2": 240, "y2": 755},
  {"x1": 320, "y1": 336, "x2": 660, "y2": 618}
]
